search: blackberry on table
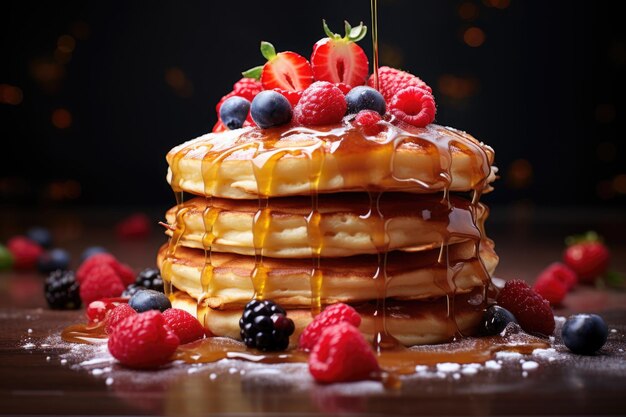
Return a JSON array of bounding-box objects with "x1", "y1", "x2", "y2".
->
[
  {"x1": 239, "y1": 299, "x2": 294, "y2": 351},
  {"x1": 135, "y1": 268, "x2": 164, "y2": 292},
  {"x1": 44, "y1": 270, "x2": 81, "y2": 310}
]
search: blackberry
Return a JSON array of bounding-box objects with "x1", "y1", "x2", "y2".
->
[
  {"x1": 122, "y1": 283, "x2": 146, "y2": 298},
  {"x1": 239, "y1": 299, "x2": 295, "y2": 351},
  {"x1": 44, "y1": 270, "x2": 81, "y2": 310},
  {"x1": 135, "y1": 268, "x2": 164, "y2": 292}
]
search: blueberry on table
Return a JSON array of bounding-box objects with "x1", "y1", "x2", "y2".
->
[
  {"x1": 219, "y1": 96, "x2": 251, "y2": 130},
  {"x1": 562, "y1": 314, "x2": 608, "y2": 354},
  {"x1": 250, "y1": 90, "x2": 293, "y2": 129},
  {"x1": 44, "y1": 270, "x2": 81, "y2": 310},
  {"x1": 80, "y1": 246, "x2": 108, "y2": 262},
  {"x1": 26, "y1": 227, "x2": 53, "y2": 249},
  {"x1": 129, "y1": 289, "x2": 171, "y2": 313},
  {"x1": 480, "y1": 305, "x2": 518, "y2": 336},
  {"x1": 37, "y1": 248, "x2": 71, "y2": 273},
  {"x1": 346, "y1": 86, "x2": 386, "y2": 115}
]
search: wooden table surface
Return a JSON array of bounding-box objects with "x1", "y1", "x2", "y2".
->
[{"x1": 1, "y1": 206, "x2": 625, "y2": 416}]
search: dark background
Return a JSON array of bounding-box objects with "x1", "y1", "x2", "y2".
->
[{"x1": 1, "y1": 0, "x2": 624, "y2": 209}]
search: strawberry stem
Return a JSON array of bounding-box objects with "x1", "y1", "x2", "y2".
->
[
  {"x1": 565, "y1": 231, "x2": 604, "y2": 246},
  {"x1": 322, "y1": 19, "x2": 367, "y2": 43},
  {"x1": 242, "y1": 65, "x2": 263, "y2": 80},
  {"x1": 260, "y1": 41, "x2": 277, "y2": 61}
]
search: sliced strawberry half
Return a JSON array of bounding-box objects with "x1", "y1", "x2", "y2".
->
[
  {"x1": 310, "y1": 20, "x2": 369, "y2": 88},
  {"x1": 257, "y1": 42, "x2": 313, "y2": 92}
]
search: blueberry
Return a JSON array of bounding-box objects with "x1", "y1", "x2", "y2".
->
[
  {"x1": 80, "y1": 246, "x2": 107, "y2": 262},
  {"x1": 0, "y1": 244, "x2": 13, "y2": 271},
  {"x1": 562, "y1": 314, "x2": 608, "y2": 354},
  {"x1": 480, "y1": 305, "x2": 518, "y2": 336},
  {"x1": 250, "y1": 91, "x2": 292, "y2": 129},
  {"x1": 26, "y1": 227, "x2": 53, "y2": 248},
  {"x1": 219, "y1": 96, "x2": 251, "y2": 130},
  {"x1": 122, "y1": 283, "x2": 146, "y2": 298},
  {"x1": 128, "y1": 289, "x2": 171, "y2": 313},
  {"x1": 345, "y1": 86, "x2": 386, "y2": 115},
  {"x1": 37, "y1": 248, "x2": 71, "y2": 273}
]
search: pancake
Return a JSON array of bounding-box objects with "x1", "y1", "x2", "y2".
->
[
  {"x1": 164, "y1": 193, "x2": 488, "y2": 258},
  {"x1": 171, "y1": 289, "x2": 485, "y2": 346},
  {"x1": 157, "y1": 240, "x2": 498, "y2": 309},
  {"x1": 166, "y1": 122, "x2": 496, "y2": 199}
]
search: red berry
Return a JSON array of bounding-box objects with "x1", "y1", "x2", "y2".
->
[
  {"x1": 76, "y1": 253, "x2": 134, "y2": 286},
  {"x1": 389, "y1": 86, "x2": 436, "y2": 128},
  {"x1": 334, "y1": 83, "x2": 352, "y2": 95},
  {"x1": 215, "y1": 78, "x2": 263, "y2": 114},
  {"x1": 79, "y1": 264, "x2": 125, "y2": 305},
  {"x1": 87, "y1": 299, "x2": 117, "y2": 324},
  {"x1": 294, "y1": 81, "x2": 347, "y2": 126},
  {"x1": 7, "y1": 236, "x2": 43, "y2": 270},
  {"x1": 309, "y1": 322, "x2": 379, "y2": 383},
  {"x1": 299, "y1": 303, "x2": 362, "y2": 351},
  {"x1": 353, "y1": 110, "x2": 382, "y2": 128},
  {"x1": 108, "y1": 310, "x2": 179, "y2": 369},
  {"x1": 537, "y1": 263, "x2": 577, "y2": 291},
  {"x1": 105, "y1": 303, "x2": 137, "y2": 334},
  {"x1": 260, "y1": 43, "x2": 313, "y2": 92},
  {"x1": 116, "y1": 213, "x2": 151, "y2": 240},
  {"x1": 563, "y1": 241, "x2": 610, "y2": 283},
  {"x1": 212, "y1": 120, "x2": 228, "y2": 132},
  {"x1": 367, "y1": 66, "x2": 432, "y2": 103},
  {"x1": 497, "y1": 279, "x2": 555, "y2": 336},
  {"x1": 273, "y1": 88, "x2": 302, "y2": 107},
  {"x1": 311, "y1": 21, "x2": 369, "y2": 87},
  {"x1": 533, "y1": 274, "x2": 568, "y2": 306},
  {"x1": 162, "y1": 308, "x2": 206, "y2": 344}
]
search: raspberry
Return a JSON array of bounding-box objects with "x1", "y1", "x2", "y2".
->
[
  {"x1": 367, "y1": 66, "x2": 432, "y2": 102},
  {"x1": 353, "y1": 110, "x2": 382, "y2": 128},
  {"x1": 7, "y1": 236, "x2": 43, "y2": 270},
  {"x1": 108, "y1": 311, "x2": 179, "y2": 369},
  {"x1": 294, "y1": 81, "x2": 347, "y2": 126},
  {"x1": 105, "y1": 303, "x2": 137, "y2": 334},
  {"x1": 116, "y1": 213, "x2": 151, "y2": 240},
  {"x1": 533, "y1": 274, "x2": 567, "y2": 306},
  {"x1": 273, "y1": 88, "x2": 302, "y2": 107},
  {"x1": 537, "y1": 262, "x2": 577, "y2": 291},
  {"x1": 299, "y1": 303, "x2": 361, "y2": 351},
  {"x1": 87, "y1": 299, "x2": 117, "y2": 323},
  {"x1": 77, "y1": 253, "x2": 135, "y2": 286},
  {"x1": 389, "y1": 86, "x2": 436, "y2": 128},
  {"x1": 215, "y1": 78, "x2": 263, "y2": 114},
  {"x1": 79, "y1": 264, "x2": 125, "y2": 305},
  {"x1": 212, "y1": 120, "x2": 228, "y2": 133},
  {"x1": 497, "y1": 279, "x2": 555, "y2": 336},
  {"x1": 162, "y1": 308, "x2": 206, "y2": 344},
  {"x1": 308, "y1": 322, "x2": 379, "y2": 383}
]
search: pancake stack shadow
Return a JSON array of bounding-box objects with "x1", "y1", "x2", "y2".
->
[{"x1": 158, "y1": 122, "x2": 498, "y2": 347}]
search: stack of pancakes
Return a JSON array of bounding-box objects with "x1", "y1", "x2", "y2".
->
[{"x1": 159, "y1": 122, "x2": 497, "y2": 346}]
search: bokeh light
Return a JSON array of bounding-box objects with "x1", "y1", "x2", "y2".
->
[
  {"x1": 595, "y1": 103, "x2": 615, "y2": 123},
  {"x1": 57, "y1": 35, "x2": 76, "y2": 53},
  {"x1": 507, "y1": 159, "x2": 533, "y2": 189},
  {"x1": 483, "y1": 0, "x2": 511, "y2": 9},
  {"x1": 463, "y1": 27, "x2": 486, "y2": 47},
  {"x1": 613, "y1": 174, "x2": 626, "y2": 194},
  {"x1": 597, "y1": 142, "x2": 616, "y2": 162},
  {"x1": 437, "y1": 75, "x2": 479, "y2": 100},
  {"x1": 165, "y1": 67, "x2": 194, "y2": 98},
  {"x1": 0, "y1": 84, "x2": 23, "y2": 105},
  {"x1": 51, "y1": 108, "x2": 72, "y2": 129},
  {"x1": 458, "y1": 2, "x2": 479, "y2": 21}
]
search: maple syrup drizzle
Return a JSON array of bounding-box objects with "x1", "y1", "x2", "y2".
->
[
  {"x1": 305, "y1": 145, "x2": 325, "y2": 316},
  {"x1": 162, "y1": 207, "x2": 190, "y2": 298},
  {"x1": 370, "y1": 0, "x2": 380, "y2": 90}
]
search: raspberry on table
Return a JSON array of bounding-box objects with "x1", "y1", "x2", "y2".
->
[
  {"x1": 162, "y1": 308, "x2": 206, "y2": 344},
  {"x1": 367, "y1": 66, "x2": 432, "y2": 102},
  {"x1": 115, "y1": 213, "x2": 151, "y2": 240},
  {"x1": 107, "y1": 310, "x2": 179, "y2": 369},
  {"x1": 7, "y1": 236, "x2": 43, "y2": 270},
  {"x1": 87, "y1": 299, "x2": 118, "y2": 323},
  {"x1": 308, "y1": 322, "x2": 380, "y2": 383},
  {"x1": 537, "y1": 262, "x2": 577, "y2": 291},
  {"x1": 44, "y1": 270, "x2": 81, "y2": 310},
  {"x1": 76, "y1": 253, "x2": 134, "y2": 286},
  {"x1": 533, "y1": 266, "x2": 569, "y2": 306},
  {"x1": 239, "y1": 299, "x2": 295, "y2": 351},
  {"x1": 79, "y1": 264, "x2": 125, "y2": 305},
  {"x1": 497, "y1": 279, "x2": 555, "y2": 336},
  {"x1": 105, "y1": 303, "x2": 137, "y2": 334},
  {"x1": 294, "y1": 81, "x2": 347, "y2": 126},
  {"x1": 299, "y1": 303, "x2": 361, "y2": 351},
  {"x1": 389, "y1": 86, "x2": 436, "y2": 128}
]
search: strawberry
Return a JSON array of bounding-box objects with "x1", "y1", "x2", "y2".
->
[
  {"x1": 310, "y1": 20, "x2": 369, "y2": 88},
  {"x1": 563, "y1": 232, "x2": 610, "y2": 283},
  {"x1": 256, "y1": 42, "x2": 313, "y2": 92}
]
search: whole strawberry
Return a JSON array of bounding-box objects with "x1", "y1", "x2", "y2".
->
[{"x1": 563, "y1": 232, "x2": 610, "y2": 283}]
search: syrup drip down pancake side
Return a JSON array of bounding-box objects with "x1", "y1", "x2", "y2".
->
[{"x1": 163, "y1": 193, "x2": 490, "y2": 258}]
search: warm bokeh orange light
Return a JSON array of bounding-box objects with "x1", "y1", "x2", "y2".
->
[
  {"x1": 463, "y1": 27, "x2": 486, "y2": 47},
  {"x1": 51, "y1": 108, "x2": 72, "y2": 129},
  {"x1": 0, "y1": 84, "x2": 23, "y2": 105},
  {"x1": 507, "y1": 159, "x2": 533, "y2": 189},
  {"x1": 458, "y1": 2, "x2": 479, "y2": 20}
]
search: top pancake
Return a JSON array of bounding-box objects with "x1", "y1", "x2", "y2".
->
[{"x1": 167, "y1": 121, "x2": 496, "y2": 199}]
